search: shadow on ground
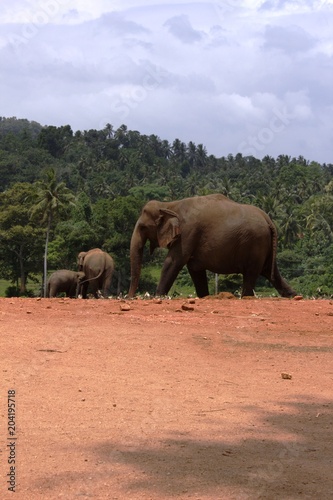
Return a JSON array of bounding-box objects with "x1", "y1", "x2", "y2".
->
[
  {"x1": 98, "y1": 395, "x2": 332, "y2": 498},
  {"x1": 39, "y1": 395, "x2": 333, "y2": 499}
]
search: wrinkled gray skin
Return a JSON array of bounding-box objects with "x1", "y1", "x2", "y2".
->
[
  {"x1": 47, "y1": 270, "x2": 85, "y2": 298},
  {"x1": 128, "y1": 194, "x2": 297, "y2": 299},
  {"x1": 78, "y1": 248, "x2": 114, "y2": 298}
]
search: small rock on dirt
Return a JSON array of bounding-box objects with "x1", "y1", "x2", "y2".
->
[
  {"x1": 120, "y1": 303, "x2": 131, "y2": 311},
  {"x1": 181, "y1": 303, "x2": 194, "y2": 311}
]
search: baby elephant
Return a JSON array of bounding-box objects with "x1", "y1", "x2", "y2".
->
[{"x1": 47, "y1": 270, "x2": 85, "y2": 298}]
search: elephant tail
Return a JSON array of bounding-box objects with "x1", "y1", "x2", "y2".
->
[{"x1": 79, "y1": 269, "x2": 104, "y2": 286}]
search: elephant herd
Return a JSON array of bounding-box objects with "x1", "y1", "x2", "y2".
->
[
  {"x1": 47, "y1": 248, "x2": 114, "y2": 298},
  {"x1": 47, "y1": 194, "x2": 297, "y2": 299}
]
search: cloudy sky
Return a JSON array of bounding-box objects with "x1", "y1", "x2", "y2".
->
[{"x1": 1, "y1": 1, "x2": 332, "y2": 162}]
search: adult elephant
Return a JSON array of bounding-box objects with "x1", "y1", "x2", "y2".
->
[
  {"x1": 47, "y1": 270, "x2": 85, "y2": 298},
  {"x1": 77, "y1": 248, "x2": 114, "y2": 298},
  {"x1": 128, "y1": 194, "x2": 297, "y2": 299}
]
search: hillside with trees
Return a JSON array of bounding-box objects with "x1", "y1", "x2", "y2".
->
[{"x1": 0, "y1": 116, "x2": 332, "y2": 297}]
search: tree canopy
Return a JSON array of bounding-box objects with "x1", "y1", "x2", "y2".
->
[{"x1": 0, "y1": 116, "x2": 332, "y2": 297}]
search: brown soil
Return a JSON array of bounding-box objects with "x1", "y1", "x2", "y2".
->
[{"x1": 0, "y1": 295, "x2": 332, "y2": 499}]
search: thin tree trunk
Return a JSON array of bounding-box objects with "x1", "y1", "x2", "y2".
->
[{"x1": 43, "y1": 213, "x2": 52, "y2": 298}]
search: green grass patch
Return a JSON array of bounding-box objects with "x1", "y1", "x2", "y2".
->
[{"x1": 0, "y1": 278, "x2": 42, "y2": 297}]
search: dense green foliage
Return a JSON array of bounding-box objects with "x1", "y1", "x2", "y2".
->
[{"x1": 0, "y1": 116, "x2": 332, "y2": 297}]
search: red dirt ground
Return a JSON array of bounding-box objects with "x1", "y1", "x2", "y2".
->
[{"x1": 0, "y1": 295, "x2": 332, "y2": 500}]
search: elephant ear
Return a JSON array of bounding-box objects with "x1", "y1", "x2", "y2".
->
[
  {"x1": 156, "y1": 209, "x2": 181, "y2": 248},
  {"x1": 78, "y1": 252, "x2": 86, "y2": 268}
]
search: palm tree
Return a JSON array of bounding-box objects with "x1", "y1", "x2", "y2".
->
[
  {"x1": 31, "y1": 169, "x2": 75, "y2": 297},
  {"x1": 196, "y1": 144, "x2": 208, "y2": 169},
  {"x1": 171, "y1": 139, "x2": 187, "y2": 163},
  {"x1": 279, "y1": 205, "x2": 302, "y2": 249},
  {"x1": 160, "y1": 139, "x2": 172, "y2": 159},
  {"x1": 114, "y1": 124, "x2": 129, "y2": 147},
  {"x1": 104, "y1": 123, "x2": 114, "y2": 139},
  {"x1": 256, "y1": 194, "x2": 282, "y2": 221},
  {"x1": 187, "y1": 141, "x2": 197, "y2": 167}
]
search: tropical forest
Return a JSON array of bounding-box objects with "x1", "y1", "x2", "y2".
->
[{"x1": 0, "y1": 116, "x2": 332, "y2": 298}]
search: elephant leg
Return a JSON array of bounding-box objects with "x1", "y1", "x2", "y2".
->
[
  {"x1": 67, "y1": 283, "x2": 76, "y2": 298},
  {"x1": 97, "y1": 275, "x2": 105, "y2": 298},
  {"x1": 156, "y1": 255, "x2": 184, "y2": 296},
  {"x1": 102, "y1": 273, "x2": 112, "y2": 298},
  {"x1": 187, "y1": 266, "x2": 209, "y2": 298},
  {"x1": 81, "y1": 282, "x2": 89, "y2": 299},
  {"x1": 74, "y1": 282, "x2": 79, "y2": 297},
  {"x1": 49, "y1": 283, "x2": 59, "y2": 298},
  {"x1": 76, "y1": 282, "x2": 82, "y2": 298},
  {"x1": 241, "y1": 270, "x2": 258, "y2": 297},
  {"x1": 90, "y1": 281, "x2": 99, "y2": 298}
]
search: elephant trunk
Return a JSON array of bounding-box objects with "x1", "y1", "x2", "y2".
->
[{"x1": 128, "y1": 224, "x2": 147, "y2": 298}]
